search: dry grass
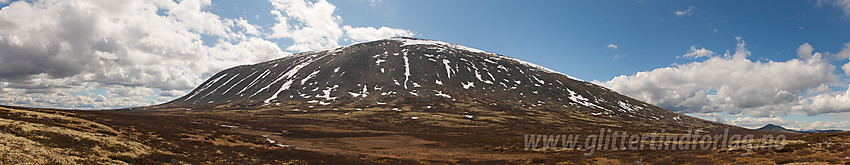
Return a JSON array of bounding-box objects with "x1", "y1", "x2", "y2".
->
[
  {"x1": 0, "y1": 107, "x2": 162, "y2": 164},
  {"x1": 0, "y1": 132, "x2": 80, "y2": 164},
  {"x1": 4, "y1": 104, "x2": 850, "y2": 164}
]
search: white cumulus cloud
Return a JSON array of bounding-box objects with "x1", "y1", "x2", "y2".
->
[
  {"x1": 793, "y1": 84, "x2": 850, "y2": 115},
  {"x1": 269, "y1": 0, "x2": 344, "y2": 52},
  {"x1": 343, "y1": 25, "x2": 414, "y2": 41},
  {"x1": 160, "y1": 90, "x2": 187, "y2": 97},
  {"x1": 675, "y1": 6, "x2": 695, "y2": 16},
  {"x1": 836, "y1": 43, "x2": 850, "y2": 59},
  {"x1": 0, "y1": 0, "x2": 289, "y2": 108},
  {"x1": 843, "y1": 62, "x2": 850, "y2": 76},
  {"x1": 598, "y1": 38, "x2": 839, "y2": 117},
  {"x1": 268, "y1": 0, "x2": 413, "y2": 52},
  {"x1": 0, "y1": 0, "x2": 413, "y2": 109},
  {"x1": 798, "y1": 43, "x2": 815, "y2": 59},
  {"x1": 679, "y1": 46, "x2": 715, "y2": 59},
  {"x1": 607, "y1": 44, "x2": 618, "y2": 50},
  {"x1": 834, "y1": 43, "x2": 850, "y2": 76}
]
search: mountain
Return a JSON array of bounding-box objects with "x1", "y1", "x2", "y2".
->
[
  {"x1": 156, "y1": 37, "x2": 734, "y2": 133},
  {"x1": 756, "y1": 124, "x2": 843, "y2": 133},
  {"x1": 756, "y1": 124, "x2": 800, "y2": 133}
]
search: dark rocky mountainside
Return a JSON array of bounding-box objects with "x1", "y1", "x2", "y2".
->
[{"x1": 158, "y1": 37, "x2": 733, "y2": 132}]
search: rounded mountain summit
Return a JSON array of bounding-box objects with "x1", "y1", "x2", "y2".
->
[{"x1": 157, "y1": 37, "x2": 738, "y2": 133}]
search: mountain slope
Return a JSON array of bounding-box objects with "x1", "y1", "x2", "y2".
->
[{"x1": 158, "y1": 37, "x2": 734, "y2": 133}]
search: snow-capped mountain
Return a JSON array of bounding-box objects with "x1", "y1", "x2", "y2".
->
[{"x1": 162, "y1": 37, "x2": 724, "y2": 128}]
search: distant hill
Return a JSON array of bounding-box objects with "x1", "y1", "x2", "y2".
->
[
  {"x1": 756, "y1": 124, "x2": 843, "y2": 133},
  {"x1": 756, "y1": 124, "x2": 800, "y2": 133}
]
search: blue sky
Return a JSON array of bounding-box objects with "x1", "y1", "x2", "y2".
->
[
  {"x1": 1, "y1": 0, "x2": 850, "y2": 130},
  {"x1": 205, "y1": 0, "x2": 850, "y2": 81}
]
